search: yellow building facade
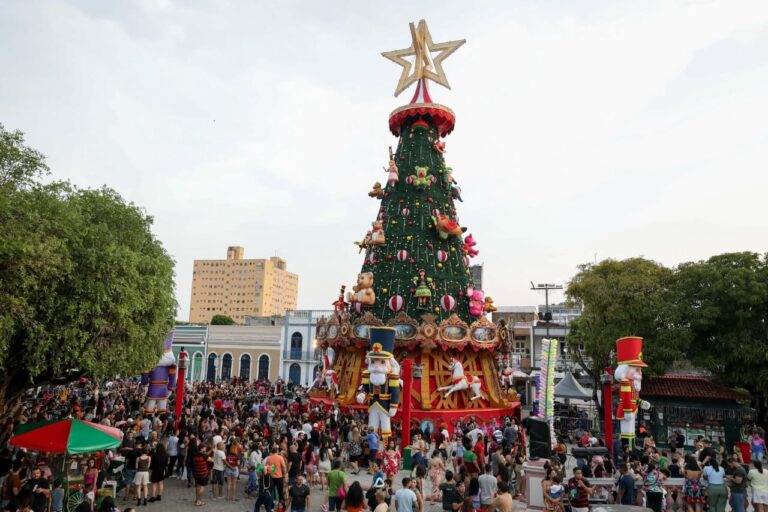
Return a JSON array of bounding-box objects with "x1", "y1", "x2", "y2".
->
[{"x1": 189, "y1": 246, "x2": 299, "y2": 324}]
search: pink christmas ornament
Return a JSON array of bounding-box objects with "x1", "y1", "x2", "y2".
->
[{"x1": 397, "y1": 250, "x2": 409, "y2": 262}]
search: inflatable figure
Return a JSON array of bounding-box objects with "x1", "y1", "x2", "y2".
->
[{"x1": 142, "y1": 331, "x2": 177, "y2": 413}]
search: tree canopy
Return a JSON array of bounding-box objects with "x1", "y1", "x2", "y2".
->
[
  {"x1": 565, "y1": 257, "x2": 685, "y2": 379},
  {"x1": 210, "y1": 314, "x2": 236, "y2": 325},
  {"x1": 671, "y1": 252, "x2": 768, "y2": 397},
  {"x1": 0, "y1": 124, "x2": 176, "y2": 417}
]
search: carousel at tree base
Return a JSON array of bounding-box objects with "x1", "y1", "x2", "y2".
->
[{"x1": 310, "y1": 20, "x2": 521, "y2": 434}]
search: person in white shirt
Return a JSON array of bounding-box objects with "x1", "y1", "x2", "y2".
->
[
  {"x1": 166, "y1": 432, "x2": 179, "y2": 478},
  {"x1": 211, "y1": 442, "x2": 226, "y2": 500},
  {"x1": 467, "y1": 427, "x2": 484, "y2": 447}
]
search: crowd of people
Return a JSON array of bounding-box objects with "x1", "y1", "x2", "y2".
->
[
  {"x1": 542, "y1": 427, "x2": 768, "y2": 512},
  {"x1": 0, "y1": 377, "x2": 526, "y2": 512},
  {"x1": 3, "y1": 376, "x2": 767, "y2": 512}
]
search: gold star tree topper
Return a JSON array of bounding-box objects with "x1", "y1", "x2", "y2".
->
[{"x1": 382, "y1": 20, "x2": 466, "y2": 97}]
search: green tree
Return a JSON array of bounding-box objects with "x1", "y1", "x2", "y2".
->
[
  {"x1": 0, "y1": 123, "x2": 49, "y2": 188},
  {"x1": 210, "y1": 314, "x2": 236, "y2": 325},
  {"x1": 671, "y1": 252, "x2": 768, "y2": 418},
  {"x1": 0, "y1": 125, "x2": 176, "y2": 422},
  {"x1": 565, "y1": 258, "x2": 687, "y2": 388}
]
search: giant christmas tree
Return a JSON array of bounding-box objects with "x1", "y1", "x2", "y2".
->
[{"x1": 314, "y1": 20, "x2": 517, "y2": 427}]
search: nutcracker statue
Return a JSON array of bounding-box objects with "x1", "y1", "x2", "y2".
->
[
  {"x1": 614, "y1": 336, "x2": 651, "y2": 449},
  {"x1": 142, "y1": 331, "x2": 177, "y2": 413},
  {"x1": 356, "y1": 326, "x2": 401, "y2": 442}
]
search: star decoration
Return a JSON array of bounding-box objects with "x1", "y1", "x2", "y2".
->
[{"x1": 382, "y1": 19, "x2": 466, "y2": 97}]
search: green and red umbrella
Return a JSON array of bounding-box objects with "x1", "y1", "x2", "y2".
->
[{"x1": 11, "y1": 419, "x2": 124, "y2": 454}]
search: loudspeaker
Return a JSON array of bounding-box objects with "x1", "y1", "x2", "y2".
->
[{"x1": 528, "y1": 417, "x2": 552, "y2": 459}]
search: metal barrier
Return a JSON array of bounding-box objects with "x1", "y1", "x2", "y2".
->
[{"x1": 553, "y1": 415, "x2": 600, "y2": 437}]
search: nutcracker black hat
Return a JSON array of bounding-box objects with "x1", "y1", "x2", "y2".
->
[{"x1": 367, "y1": 326, "x2": 396, "y2": 359}]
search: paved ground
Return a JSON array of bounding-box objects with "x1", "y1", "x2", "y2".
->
[{"x1": 119, "y1": 471, "x2": 525, "y2": 512}]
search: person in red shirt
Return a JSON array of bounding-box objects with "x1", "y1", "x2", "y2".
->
[{"x1": 474, "y1": 434, "x2": 486, "y2": 468}]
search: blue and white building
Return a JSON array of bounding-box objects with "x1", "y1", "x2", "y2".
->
[{"x1": 279, "y1": 309, "x2": 333, "y2": 386}]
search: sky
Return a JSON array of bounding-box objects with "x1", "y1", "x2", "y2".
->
[{"x1": 2, "y1": 1, "x2": 768, "y2": 320}]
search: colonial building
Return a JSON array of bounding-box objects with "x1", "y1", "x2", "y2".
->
[
  {"x1": 189, "y1": 246, "x2": 299, "y2": 324},
  {"x1": 204, "y1": 325, "x2": 282, "y2": 383},
  {"x1": 172, "y1": 325, "x2": 209, "y2": 383},
  {"x1": 279, "y1": 310, "x2": 333, "y2": 386}
]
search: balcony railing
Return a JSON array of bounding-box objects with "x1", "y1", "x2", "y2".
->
[{"x1": 282, "y1": 350, "x2": 323, "y2": 361}]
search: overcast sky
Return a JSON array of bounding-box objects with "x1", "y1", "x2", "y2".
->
[{"x1": 2, "y1": 1, "x2": 768, "y2": 320}]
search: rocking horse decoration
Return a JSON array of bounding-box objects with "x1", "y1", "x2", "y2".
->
[
  {"x1": 437, "y1": 357, "x2": 483, "y2": 401},
  {"x1": 312, "y1": 352, "x2": 340, "y2": 397},
  {"x1": 499, "y1": 355, "x2": 515, "y2": 389}
]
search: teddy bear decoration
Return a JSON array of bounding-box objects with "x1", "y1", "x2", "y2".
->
[{"x1": 347, "y1": 272, "x2": 376, "y2": 306}]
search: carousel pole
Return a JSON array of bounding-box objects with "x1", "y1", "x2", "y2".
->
[{"x1": 175, "y1": 348, "x2": 189, "y2": 427}]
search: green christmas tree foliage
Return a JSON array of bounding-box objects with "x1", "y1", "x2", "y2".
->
[{"x1": 351, "y1": 116, "x2": 475, "y2": 325}]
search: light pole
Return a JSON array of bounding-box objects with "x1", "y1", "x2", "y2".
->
[{"x1": 530, "y1": 282, "x2": 563, "y2": 338}]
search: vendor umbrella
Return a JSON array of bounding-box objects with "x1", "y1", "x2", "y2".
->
[{"x1": 11, "y1": 419, "x2": 123, "y2": 454}]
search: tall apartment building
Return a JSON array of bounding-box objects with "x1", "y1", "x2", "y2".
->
[{"x1": 189, "y1": 247, "x2": 299, "y2": 324}]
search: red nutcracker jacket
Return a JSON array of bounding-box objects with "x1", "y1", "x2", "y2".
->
[{"x1": 615, "y1": 378, "x2": 639, "y2": 420}]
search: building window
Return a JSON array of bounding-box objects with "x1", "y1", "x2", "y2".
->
[
  {"x1": 290, "y1": 332, "x2": 303, "y2": 359},
  {"x1": 221, "y1": 354, "x2": 232, "y2": 381},
  {"x1": 240, "y1": 354, "x2": 251, "y2": 381},
  {"x1": 192, "y1": 352, "x2": 203, "y2": 382},
  {"x1": 206, "y1": 353, "x2": 217, "y2": 383},
  {"x1": 289, "y1": 363, "x2": 301, "y2": 385},
  {"x1": 258, "y1": 355, "x2": 270, "y2": 381},
  {"x1": 513, "y1": 336, "x2": 530, "y2": 357}
]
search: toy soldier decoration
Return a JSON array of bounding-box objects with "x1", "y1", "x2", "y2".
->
[
  {"x1": 614, "y1": 336, "x2": 651, "y2": 449},
  {"x1": 356, "y1": 326, "x2": 401, "y2": 442}
]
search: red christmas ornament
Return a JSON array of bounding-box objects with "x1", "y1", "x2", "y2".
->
[
  {"x1": 397, "y1": 250, "x2": 409, "y2": 262},
  {"x1": 401, "y1": 207, "x2": 410, "y2": 216},
  {"x1": 399, "y1": 199, "x2": 405, "y2": 204},
  {"x1": 427, "y1": 197, "x2": 433, "y2": 203},
  {"x1": 386, "y1": 254, "x2": 393, "y2": 260},
  {"x1": 409, "y1": 258, "x2": 415, "y2": 264},
  {"x1": 436, "y1": 250, "x2": 448, "y2": 262},
  {"x1": 388, "y1": 295, "x2": 404, "y2": 312},
  {"x1": 459, "y1": 290, "x2": 464, "y2": 297},
  {"x1": 408, "y1": 220, "x2": 413, "y2": 226},
  {"x1": 440, "y1": 294, "x2": 457, "y2": 312},
  {"x1": 432, "y1": 208, "x2": 440, "y2": 217},
  {"x1": 427, "y1": 242, "x2": 434, "y2": 249},
  {"x1": 410, "y1": 287, "x2": 416, "y2": 294}
]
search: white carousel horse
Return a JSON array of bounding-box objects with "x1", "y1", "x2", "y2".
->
[
  {"x1": 437, "y1": 358, "x2": 483, "y2": 401},
  {"x1": 499, "y1": 360, "x2": 515, "y2": 388}
]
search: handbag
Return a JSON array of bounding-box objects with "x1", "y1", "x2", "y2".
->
[{"x1": 337, "y1": 482, "x2": 347, "y2": 500}]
